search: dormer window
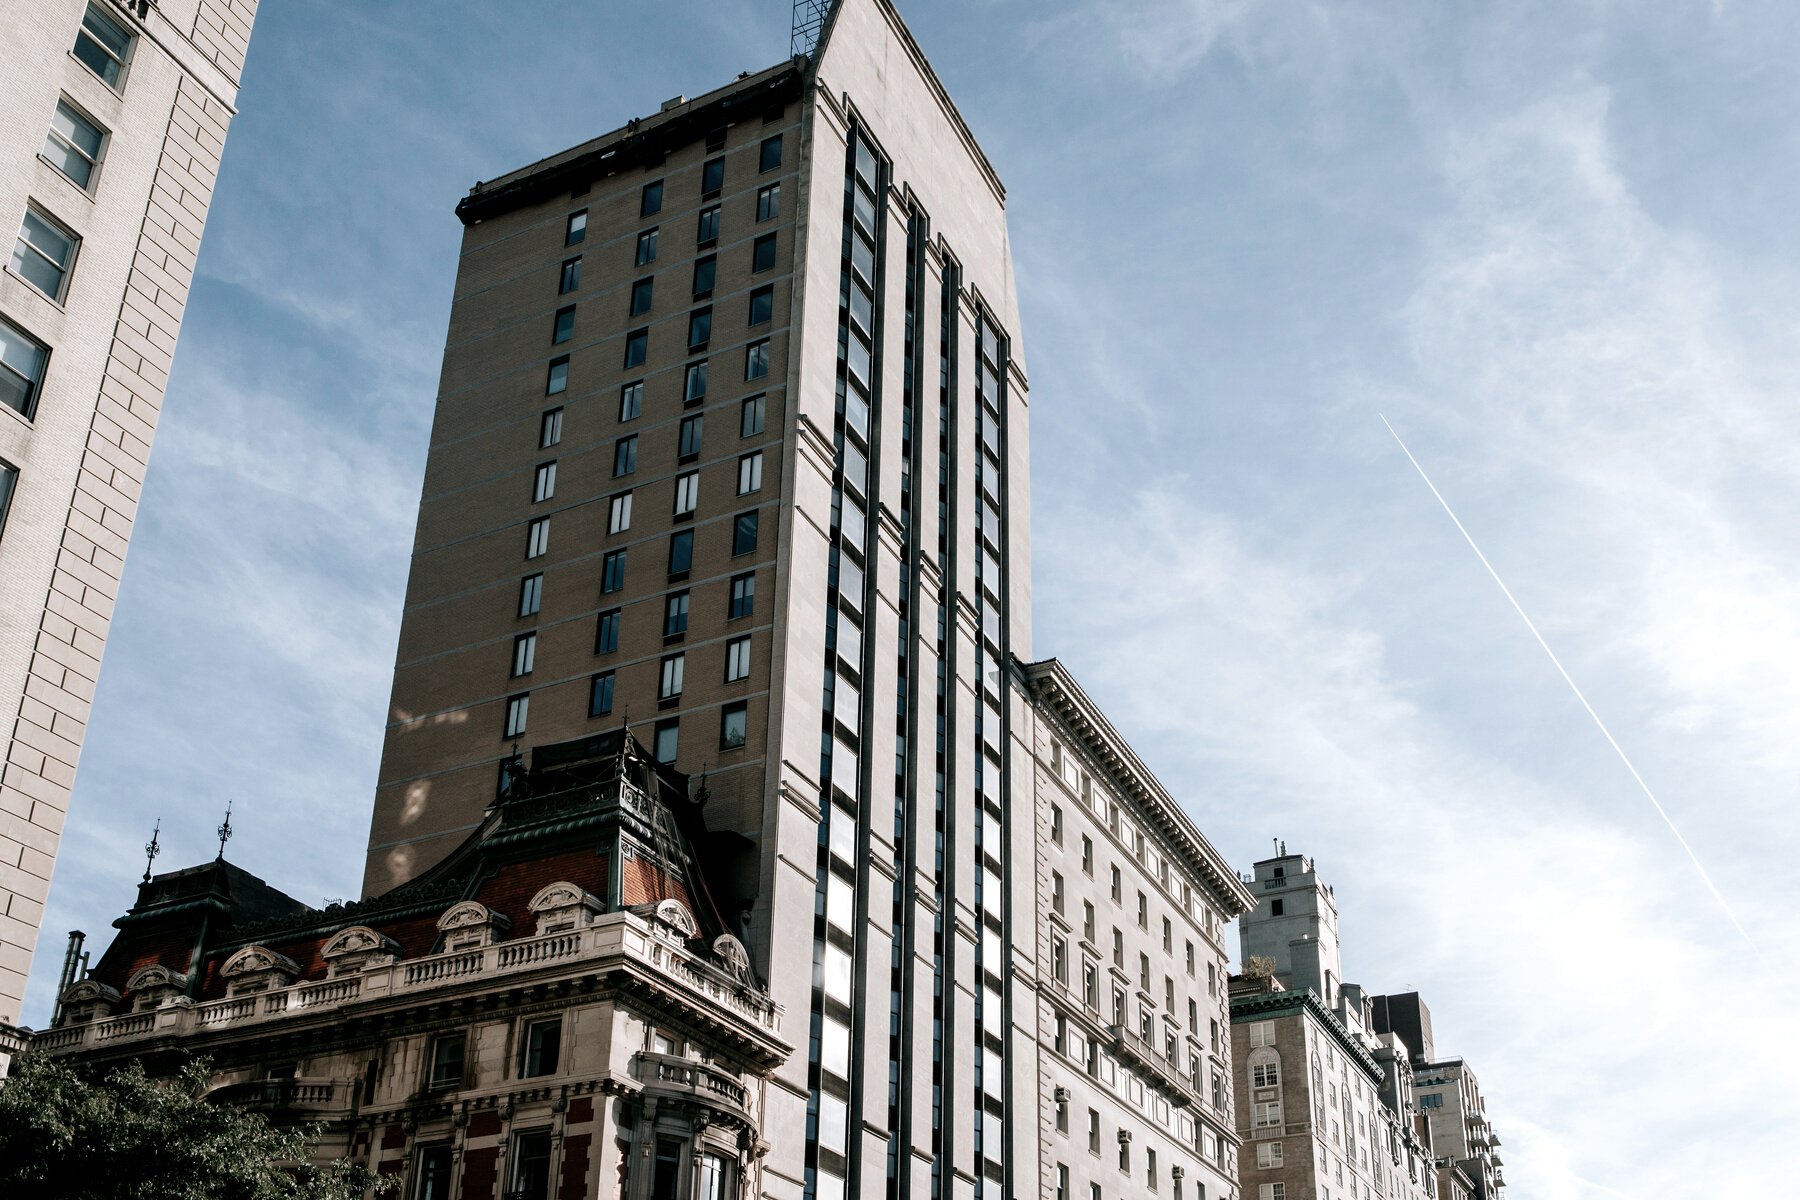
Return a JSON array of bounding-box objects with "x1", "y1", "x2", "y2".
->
[
  {"x1": 436, "y1": 901, "x2": 511, "y2": 952},
  {"x1": 527, "y1": 882, "x2": 602, "y2": 937},
  {"x1": 59, "y1": 978, "x2": 120, "y2": 1024},
  {"x1": 320, "y1": 926, "x2": 400, "y2": 977},
  {"x1": 220, "y1": 946, "x2": 299, "y2": 997},
  {"x1": 125, "y1": 964, "x2": 191, "y2": 1011}
]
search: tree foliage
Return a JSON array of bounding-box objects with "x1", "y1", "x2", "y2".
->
[{"x1": 0, "y1": 1055, "x2": 389, "y2": 1200}]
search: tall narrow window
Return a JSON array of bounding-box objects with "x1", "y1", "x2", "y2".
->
[
  {"x1": 719, "y1": 702, "x2": 747, "y2": 750},
  {"x1": 518, "y1": 574, "x2": 542, "y2": 618},
  {"x1": 641, "y1": 180, "x2": 663, "y2": 217},
  {"x1": 635, "y1": 227, "x2": 659, "y2": 266},
  {"x1": 737, "y1": 452, "x2": 763, "y2": 495},
  {"x1": 673, "y1": 471, "x2": 699, "y2": 517},
  {"x1": 687, "y1": 307, "x2": 712, "y2": 351},
  {"x1": 726, "y1": 635, "x2": 751, "y2": 682},
  {"x1": 744, "y1": 339, "x2": 770, "y2": 381},
  {"x1": 613, "y1": 436, "x2": 637, "y2": 476},
  {"x1": 659, "y1": 654, "x2": 685, "y2": 701},
  {"x1": 525, "y1": 518, "x2": 550, "y2": 559},
  {"x1": 511, "y1": 633, "x2": 536, "y2": 677},
  {"x1": 559, "y1": 257, "x2": 581, "y2": 294},
  {"x1": 619, "y1": 381, "x2": 643, "y2": 422},
  {"x1": 504, "y1": 694, "x2": 529, "y2": 738},
  {"x1": 594, "y1": 609, "x2": 621, "y2": 653},
  {"x1": 733, "y1": 510, "x2": 759, "y2": 556},
  {"x1": 426, "y1": 1033, "x2": 466, "y2": 1091},
  {"x1": 752, "y1": 232, "x2": 777, "y2": 272},
  {"x1": 728, "y1": 572, "x2": 755, "y2": 619},
  {"x1": 692, "y1": 255, "x2": 716, "y2": 299},
  {"x1": 73, "y1": 5, "x2": 132, "y2": 89},
  {"x1": 756, "y1": 182, "x2": 781, "y2": 221},
  {"x1": 565, "y1": 210, "x2": 587, "y2": 245},
  {"x1": 684, "y1": 361, "x2": 708, "y2": 405},
  {"x1": 539, "y1": 408, "x2": 563, "y2": 448},
  {"x1": 623, "y1": 328, "x2": 647, "y2": 368},
  {"x1": 0, "y1": 462, "x2": 17, "y2": 541},
  {"x1": 45, "y1": 101, "x2": 106, "y2": 191},
  {"x1": 12, "y1": 208, "x2": 78, "y2": 302},
  {"x1": 589, "y1": 671, "x2": 615, "y2": 717},
  {"x1": 0, "y1": 320, "x2": 49, "y2": 419},
  {"x1": 415, "y1": 1145, "x2": 454, "y2": 1200},
  {"x1": 748, "y1": 284, "x2": 774, "y2": 326},
  {"x1": 608, "y1": 491, "x2": 632, "y2": 534},
  {"x1": 663, "y1": 590, "x2": 689, "y2": 639},
  {"x1": 521, "y1": 1019, "x2": 561, "y2": 1076},
  {"x1": 545, "y1": 357, "x2": 568, "y2": 395},
  {"x1": 654, "y1": 719, "x2": 679, "y2": 763},
  {"x1": 697, "y1": 205, "x2": 720, "y2": 246},
  {"x1": 629, "y1": 277, "x2": 653, "y2": 317},
  {"x1": 667, "y1": 530, "x2": 693, "y2": 577},
  {"x1": 759, "y1": 134, "x2": 783, "y2": 172},
  {"x1": 601, "y1": 549, "x2": 627, "y2": 593},
  {"x1": 740, "y1": 394, "x2": 765, "y2": 437},
  {"x1": 678, "y1": 414, "x2": 703, "y2": 461},
  {"x1": 532, "y1": 462, "x2": 556, "y2": 502},
  {"x1": 509, "y1": 1130, "x2": 553, "y2": 1200},
  {"x1": 701, "y1": 156, "x2": 725, "y2": 197}
]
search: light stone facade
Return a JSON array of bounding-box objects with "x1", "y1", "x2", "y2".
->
[{"x1": 0, "y1": 0, "x2": 258, "y2": 1031}]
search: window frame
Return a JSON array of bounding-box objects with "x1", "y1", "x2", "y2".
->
[
  {"x1": 719, "y1": 700, "x2": 748, "y2": 750},
  {"x1": 12, "y1": 206, "x2": 80, "y2": 304},
  {"x1": 589, "y1": 671, "x2": 616, "y2": 717},
  {"x1": 728, "y1": 571, "x2": 755, "y2": 619},
  {"x1": 565, "y1": 210, "x2": 588, "y2": 246},
  {"x1": 504, "y1": 693, "x2": 530, "y2": 739},
  {"x1": 756, "y1": 182, "x2": 781, "y2": 222},
  {"x1": 539, "y1": 407, "x2": 564, "y2": 448},
  {"x1": 641, "y1": 180, "x2": 664, "y2": 217},
  {"x1": 44, "y1": 98, "x2": 107, "y2": 193},
  {"x1": 0, "y1": 318, "x2": 50, "y2": 420},
  {"x1": 752, "y1": 232, "x2": 778, "y2": 273},
  {"x1": 635, "y1": 227, "x2": 659, "y2": 266},
  {"x1": 73, "y1": 4, "x2": 133, "y2": 91},
  {"x1": 725, "y1": 635, "x2": 752, "y2": 682},
  {"x1": 559, "y1": 256, "x2": 581, "y2": 294}
]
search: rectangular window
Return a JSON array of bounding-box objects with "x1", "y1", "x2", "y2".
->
[
  {"x1": 641, "y1": 180, "x2": 663, "y2": 217},
  {"x1": 1081, "y1": 901, "x2": 1095, "y2": 940},
  {"x1": 1254, "y1": 1141, "x2": 1283, "y2": 1169},
  {"x1": 701, "y1": 156, "x2": 725, "y2": 196},
  {"x1": 532, "y1": 461, "x2": 556, "y2": 502},
  {"x1": 509, "y1": 1130, "x2": 553, "y2": 1200},
  {"x1": 635, "y1": 227, "x2": 659, "y2": 266},
  {"x1": 545, "y1": 356, "x2": 568, "y2": 395},
  {"x1": 594, "y1": 609, "x2": 621, "y2": 653},
  {"x1": 678, "y1": 414, "x2": 703, "y2": 460},
  {"x1": 726, "y1": 635, "x2": 751, "y2": 682},
  {"x1": 747, "y1": 284, "x2": 775, "y2": 327},
  {"x1": 74, "y1": 5, "x2": 132, "y2": 88},
  {"x1": 0, "y1": 462, "x2": 17, "y2": 541},
  {"x1": 45, "y1": 100, "x2": 105, "y2": 191},
  {"x1": 752, "y1": 232, "x2": 777, "y2": 272},
  {"x1": 525, "y1": 518, "x2": 550, "y2": 559},
  {"x1": 698, "y1": 1154, "x2": 728, "y2": 1200},
  {"x1": 521, "y1": 1018, "x2": 561, "y2": 1077},
  {"x1": 613, "y1": 435, "x2": 637, "y2": 476},
  {"x1": 733, "y1": 510, "x2": 759, "y2": 556},
  {"x1": 1254, "y1": 1101, "x2": 1283, "y2": 1128},
  {"x1": 660, "y1": 654, "x2": 684, "y2": 700},
  {"x1": 565, "y1": 210, "x2": 587, "y2": 246},
  {"x1": 760, "y1": 134, "x2": 783, "y2": 172},
  {"x1": 719, "y1": 700, "x2": 748, "y2": 749},
  {"x1": 623, "y1": 328, "x2": 647, "y2": 367},
  {"x1": 740, "y1": 394, "x2": 765, "y2": 437},
  {"x1": 692, "y1": 255, "x2": 716, "y2": 299},
  {"x1": 559, "y1": 257, "x2": 581, "y2": 293},
  {"x1": 687, "y1": 307, "x2": 712, "y2": 351},
  {"x1": 1259, "y1": 1186, "x2": 1286, "y2": 1200},
  {"x1": 757, "y1": 182, "x2": 781, "y2": 221},
  {"x1": 1080, "y1": 836, "x2": 1092, "y2": 875},
  {"x1": 539, "y1": 407, "x2": 564, "y2": 448},
  {"x1": 511, "y1": 633, "x2": 536, "y2": 677},
  {"x1": 504, "y1": 694, "x2": 529, "y2": 738},
  {"x1": 589, "y1": 671, "x2": 615, "y2": 717},
  {"x1": 608, "y1": 491, "x2": 633, "y2": 534},
  {"x1": 414, "y1": 1144, "x2": 454, "y2": 1200},
  {"x1": 1138, "y1": 891, "x2": 1148, "y2": 929},
  {"x1": 426, "y1": 1033, "x2": 465, "y2": 1091},
  {"x1": 0, "y1": 319, "x2": 49, "y2": 419},
  {"x1": 1253, "y1": 1061, "x2": 1280, "y2": 1088},
  {"x1": 744, "y1": 339, "x2": 769, "y2": 380},
  {"x1": 517, "y1": 574, "x2": 542, "y2": 618},
  {"x1": 673, "y1": 471, "x2": 699, "y2": 517},
  {"x1": 697, "y1": 205, "x2": 720, "y2": 246},
  {"x1": 729, "y1": 571, "x2": 755, "y2": 619},
  {"x1": 654, "y1": 718, "x2": 679, "y2": 763},
  {"x1": 619, "y1": 380, "x2": 643, "y2": 422},
  {"x1": 667, "y1": 530, "x2": 693, "y2": 576},
  {"x1": 630, "y1": 277, "x2": 654, "y2": 317},
  {"x1": 663, "y1": 590, "x2": 690, "y2": 639},
  {"x1": 1250, "y1": 1021, "x2": 1274, "y2": 1048},
  {"x1": 737, "y1": 452, "x2": 762, "y2": 495},
  {"x1": 12, "y1": 208, "x2": 78, "y2": 302},
  {"x1": 601, "y1": 549, "x2": 627, "y2": 593},
  {"x1": 684, "y1": 360, "x2": 708, "y2": 405}
]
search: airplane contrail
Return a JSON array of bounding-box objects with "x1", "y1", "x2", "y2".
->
[{"x1": 1380, "y1": 414, "x2": 1757, "y2": 952}]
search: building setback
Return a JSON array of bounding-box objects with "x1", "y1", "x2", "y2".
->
[{"x1": 0, "y1": 0, "x2": 259, "y2": 1043}]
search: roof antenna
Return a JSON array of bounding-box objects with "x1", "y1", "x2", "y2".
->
[
  {"x1": 1273, "y1": 837, "x2": 1281, "y2": 857},
  {"x1": 215, "y1": 800, "x2": 233, "y2": 861},
  {"x1": 142, "y1": 819, "x2": 161, "y2": 883}
]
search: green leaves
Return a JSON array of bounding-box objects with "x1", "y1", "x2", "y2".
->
[{"x1": 0, "y1": 1057, "x2": 391, "y2": 1200}]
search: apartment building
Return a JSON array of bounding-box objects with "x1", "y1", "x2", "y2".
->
[{"x1": 0, "y1": 0, "x2": 259, "y2": 1039}]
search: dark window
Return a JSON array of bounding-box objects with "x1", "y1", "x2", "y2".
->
[
  {"x1": 684, "y1": 361, "x2": 708, "y2": 405},
  {"x1": 601, "y1": 550, "x2": 627, "y2": 594},
  {"x1": 760, "y1": 134, "x2": 783, "y2": 172},
  {"x1": 701, "y1": 156, "x2": 725, "y2": 197},
  {"x1": 729, "y1": 572, "x2": 755, "y2": 619},
  {"x1": 667, "y1": 530, "x2": 693, "y2": 576},
  {"x1": 0, "y1": 461, "x2": 18, "y2": 541},
  {"x1": 636, "y1": 228, "x2": 659, "y2": 266},
  {"x1": 415, "y1": 1145, "x2": 454, "y2": 1200},
  {"x1": 565, "y1": 210, "x2": 587, "y2": 246},
  {"x1": 0, "y1": 319, "x2": 50, "y2": 419},
  {"x1": 426, "y1": 1034, "x2": 465, "y2": 1091},
  {"x1": 630, "y1": 277, "x2": 654, "y2": 317},
  {"x1": 595, "y1": 609, "x2": 621, "y2": 653},
  {"x1": 687, "y1": 307, "x2": 712, "y2": 351},
  {"x1": 748, "y1": 285, "x2": 774, "y2": 326},
  {"x1": 511, "y1": 1130, "x2": 554, "y2": 1200},
  {"x1": 733, "y1": 510, "x2": 760, "y2": 556},
  {"x1": 518, "y1": 574, "x2": 542, "y2": 618},
  {"x1": 720, "y1": 701, "x2": 748, "y2": 750},
  {"x1": 654, "y1": 720, "x2": 679, "y2": 765},
  {"x1": 589, "y1": 672, "x2": 615, "y2": 717},
  {"x1": 613, "y1": 436, "x2": 637, "y2": 476},
  {"x1": 692, "y1": 255, "x2": 717, "y2": 299},
  {"x1": 663, "y1": 590, "x2": 689, "y2": 639},
  {"x1": 623, "y1": 328, "x2": 648, "y2": 368},
  {"x1": 744, "y1": 339, "x2": 770, "y2": 380},
  {"x1": 521, "y1": 1020, "x2": 561, "y2": 1077},
  {"x1": 619, "y1": 381, "x2": 643, "y2": 422},
  {"x1": 705, "y1": 127, "x2": 727, "y2": 153},
  {"x1": 73, "y1": 5, "x2": 132, "y2": 89},
  {"x1": 545, "y1": 356, "x2": 568, "y2": 395},
  {"x1": 740, "y1": 395, "x2": 765, "y2": 437},
  {"x1": 641, "y1": 180, "x2": 663, "y2": 217},
  {"x1": 559, "y1": 257, "x2": 581, "y2": 293},
  {"x1": 756, "y1": 182, "x2": 780, "y2": 222},
  {"x1": 1271, "y1": 899, "x2": 1285, "y2": 916},
  {"x1": 697, "y1": 205, "x2": 720, "y2": 246},
  {"x1": 552, "y1": 305, "x2": 575, "y2": 344},
  {"x1": 752, "y1": 233, "x2": 777, "y2": 272},
  {"x1": 678, "y1": 414, "x2": 703, "y2": 460}
]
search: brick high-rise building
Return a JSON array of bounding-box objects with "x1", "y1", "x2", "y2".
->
[{"x1": 0, "y1": 0, "x2": 259, "y2": 1038}]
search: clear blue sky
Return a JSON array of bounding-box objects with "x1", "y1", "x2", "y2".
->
[{"x1": 28, "y1": 2, "x2": 1800, "y2": 1193}]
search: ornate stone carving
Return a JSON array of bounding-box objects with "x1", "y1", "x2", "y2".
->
[
  {"x1": 528, "y1": 881, "x2": 602, "y2": 936},
  {"x1": 321, "y1": 926, "x2": 400, "y2": 976},
  {"x1": 221, "y1": 945, "x2": 299, "y2": 995},
  {"x1": 437, "y1": 901, "x2": 511, "y2": 950},
  {"x1": 654, "y1": 898, "x2": 699, "y2": 938},
  {"x1": 126, "y1": 964, "x2": 192, "y2": 1011},
  {"x1": 60, "y1": 978, "x2": 121, "y2": 1024},
  {"x1": 712, "y1": 933, "x2": 750, "y2": 978}
]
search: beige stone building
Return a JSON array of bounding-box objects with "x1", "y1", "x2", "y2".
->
[{"x1": 0, "y1": 0, "x2": 259, "y2": 1043}]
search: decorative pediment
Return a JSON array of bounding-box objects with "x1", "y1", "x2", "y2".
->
[
  {"x1": 60, "y1": 978, "x2": 121, "y2": 1024},
  {"x1": 712, "y1": 933, "x2": 750, "y2": 978},
  {"x1": 321, "y1": 926, "x2": 400, "y2": 976},
  {"x1": 529, "y1": 881, "x2": 603, "y2": 935},
  {"x1": 437, "y1": 901, "x2": 510, "y2": 950},
  {"x1": 221, "y1": 945, "x2": 299, "y2": 995},
  {"x1": 125, "y1": 964, "x2": 191, "y2": 1010},
  {"x1": 654, "y1": 899, "x2": 699, "y2": 938}
]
